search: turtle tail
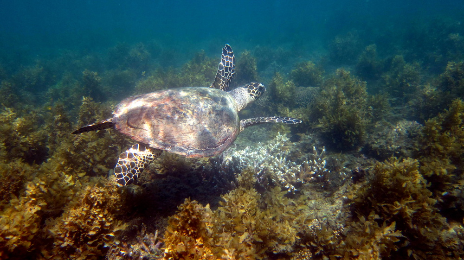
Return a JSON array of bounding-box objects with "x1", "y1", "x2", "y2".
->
[{"x1": 72, "y1": 118, "x2": 115, "y2": 134}]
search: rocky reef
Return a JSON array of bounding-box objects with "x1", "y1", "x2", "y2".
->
[{"x1": 1, "y1": 15, "x2": 464, "y2": 259}]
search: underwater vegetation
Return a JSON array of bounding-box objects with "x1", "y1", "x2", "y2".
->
[
  {"x1": 401, "y1": 17, "x2": 464, "y2": 69},
  {"x1": 355, "y1": 44, "x2": 382, "y2": 81},
  {"x1": 163, "y1": 182, "x2": 310, "y2": 259},
  {"x1": 1, "y1": 13, "x2": 464, "y2": 259},
  {"x1": 418, "y1": 99, "x2": 464, "y2": 194},
  {"x1": 349, "y1": 158, "x2": 455, "y2": 259},
  {"x1": 289, "y1": 61, "x2": 324, "y2": 87},
  {"x1": 363, "y1": 120, "x2": 421, "y2": 161},
  {"x1": 269, "y1": 72, "x2": 297, "y2": 108},
  {"x1": 310, "y1": 69, "x2": 371, "y2": 151},
  {"x1": 0, "y1": 107, "x2": 48, "y2": 164},
  {"x1": 438, "y1": 61, "x2": 464, "y2": 100},
  {"x1": 45, "y1": 180, "x2": 128, "y2": 259},
  {"x1": 410, "y1": 61, "x2": 464, "y2": 122},
  {"x1": 328, "y1": 31, "x2": 363, "y2": 65},
  {"x1": 381, "y1": 55, "x2": 422, "y2": 105},
  {"x1": 134, "y1": 50, "x2": 216, "y2": 95},
  {"x1": 234, "y1": 50, "x2": 259, "y2": 87}
]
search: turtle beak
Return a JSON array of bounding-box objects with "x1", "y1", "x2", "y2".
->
[{"x1": 258, "y1": 83, "x2": 266, "y2": 94}]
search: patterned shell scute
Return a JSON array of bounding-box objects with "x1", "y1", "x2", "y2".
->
[{"x1": 113, "y1": 87, "x2": 239, "y2": 158}]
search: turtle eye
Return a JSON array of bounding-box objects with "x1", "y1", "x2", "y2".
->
[{"x1": 257, "y1": 84, "x2": 266, "y2": 95}]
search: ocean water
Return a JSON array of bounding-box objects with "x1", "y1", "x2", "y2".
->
[
  {"x1": 1, "y1": 0, "x2": 464, "y2": 259},
  {"x1": 1, "y1": 0, "x2": 461, "y2": 65}
]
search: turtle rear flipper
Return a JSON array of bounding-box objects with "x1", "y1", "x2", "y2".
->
[
  {"x1": 210, "y1": 44, "x2": 235, "y2": 91},
  {"x1": 114, "y1": 144, "x2": 162, "y2": 186},
  {"x1": 240, "y1": 116, "x2": 302, "y2": 132},
  {"x1": 72, "y1": 118, "x2": 114, "y2": 134}
]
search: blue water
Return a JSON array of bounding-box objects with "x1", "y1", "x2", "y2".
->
[{"x1": 1, "y1": 0, "x2": 462, "y2": 65}]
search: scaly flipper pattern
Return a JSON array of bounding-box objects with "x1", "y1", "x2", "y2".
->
[
  {"x1": 114, "y1": 144, "x2": 162, "y2": 186},
  {"x1": 210, "y1": 44, "x2": 235, "y2": 91},
  {"x1": 240, "y1": 116, "x2": 302, "y2": 132}
]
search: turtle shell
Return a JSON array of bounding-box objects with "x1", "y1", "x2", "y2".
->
[{"x1": 113, "y1": 87, "x2": 239, "y2": 158}]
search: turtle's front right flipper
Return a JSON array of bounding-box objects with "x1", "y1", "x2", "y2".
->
[
  {"x1": 240, "y1": 116, "x2": 302, "y2": 132},
  {"x1": 114, "y1": 144, "x2": 162, "y2": 186}
]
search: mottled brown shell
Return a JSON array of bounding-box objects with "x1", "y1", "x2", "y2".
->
[{"x1": 113, "y1": 87, "x2": 239, "y2": 157}]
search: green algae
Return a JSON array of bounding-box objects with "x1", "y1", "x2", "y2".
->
[
  {"x1": 0, "y1": 32, "x2": 464, "y2": 259},
  {"x1": 290, "y1": 61, "x2": 324, "y2": 87},
  {"x1": 311, "y1": 69, "x2": 371, "y2": 151}
]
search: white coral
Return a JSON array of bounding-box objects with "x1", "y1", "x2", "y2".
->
[{"x1": 222, "y1": 133, "x2": 332, "y2": 192}]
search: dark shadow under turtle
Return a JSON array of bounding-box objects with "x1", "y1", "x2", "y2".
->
[{"x1": 73, "y1": 44, "x2": 302, "y2": 186}]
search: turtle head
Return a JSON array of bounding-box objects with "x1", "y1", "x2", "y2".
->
[
  {"x1": 229, "y1": 82, "x2": 266, "y2": 112},
  {"x1": 246, "y1": 82, "x2": 266, "y2": 100}
]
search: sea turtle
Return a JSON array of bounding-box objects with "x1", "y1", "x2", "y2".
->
[{"x1": 72, "y1": 44, "x2": 302, "y2": 186}]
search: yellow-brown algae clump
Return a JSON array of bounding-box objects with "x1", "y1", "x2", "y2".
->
[
  {"x1": 349, "y1": 158, "x2": 456, "y2": 258},
  {"x1": 46, "y1": 181, "x2": 127, "y2": 258},
  {"x1": 162, "y1": 198, "x2": 217, "y2": 260},
  {"x1": 163, "y1": 183, "x2": 311, "y2": 259},
  {"x1": 0, "y1": 160, "x2": 33, "y2": 206},
  {"x1": 0, "y1": 179, "x2": 47, "y2": 255}
]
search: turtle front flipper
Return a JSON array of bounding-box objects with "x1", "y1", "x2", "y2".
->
[
  {"x1": 114, "y1": 144, "x2": 162, "y2": 186},
  {"x1": 240, "y1": 116, "x2": 302, "y2": 132},
  {"x1": 210, "y1": 44, "x2": 235, "y2": 91}
]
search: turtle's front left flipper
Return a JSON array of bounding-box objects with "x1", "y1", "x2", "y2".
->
[
  {"x1": 210, "y1": 44, "x2": 235, "y2": 91},
  {"x1": 114, "y1": 144, "x2": 162, "y2": 186},
  {"x1": 240, "y1": 116, "x2": 302, "y2": 132}
]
